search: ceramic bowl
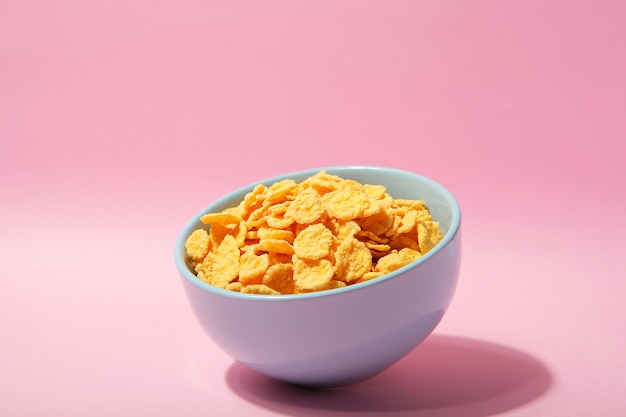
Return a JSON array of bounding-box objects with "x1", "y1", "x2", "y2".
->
[{"x1": 175, "y1": 166, "x2": 461, "y2": 387}]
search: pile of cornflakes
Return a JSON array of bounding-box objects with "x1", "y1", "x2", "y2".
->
[{"x1": 185, "y1": 171, "x2": 443, "y2": 295}]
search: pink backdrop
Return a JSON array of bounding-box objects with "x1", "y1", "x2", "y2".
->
[{"x1": 2, "y1": 1, "x2": 625, "y2": 416}]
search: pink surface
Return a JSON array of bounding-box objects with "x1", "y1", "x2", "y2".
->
[{"x1": 1, "y1": 1, "x2": 625, "y2": 416}]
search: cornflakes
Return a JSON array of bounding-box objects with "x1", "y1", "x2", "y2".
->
[
  {"x1": 185, "y1": 171, "x2": 444, "y2": 294},
  {"x1": 325, "y1": 184, "x2": 370, "y2": 221},
  {"x1": 285, "y1": 187, "x2": 324, "y2": 224},
  {"x1": 241, "y1": 284, "x2": 281, "y2": 295},
  {"x1": 210, "y1": 235, "x2": 240, "y2": 289},
  {"x1": 239, "y1": 250, "x2": 270, "y2": 285},
  {"x1": 185, "y1": 229, "x2": 210, "y2": 263},
  {"x1": 334, "y1": 237, "x2": 372, "y2": 283},
  {"x1": 258, "y1": 238, "x2": 295, "y2": 255},
  {"x1": 293, "y1": 223, "x2": 333, "y2": 260},
  {"x1": 293, "y1": 257, "x2": 335, "y2": 292},
  {"x1": 262, "y1": 263, "x2": 296, "y2": 294}
]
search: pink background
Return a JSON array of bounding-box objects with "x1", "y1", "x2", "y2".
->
[{"x1": 2, "y1": 1, "x2": 625, "y2": 415}]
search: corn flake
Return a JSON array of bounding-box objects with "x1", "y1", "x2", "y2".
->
[
  {"x1": 241, "y1": 284, "x2": 281, "y2": 295},
  {"x1": 334, "y1": 237, "x2": 372, "y2": 283},
  {"x1": 210, "y1": 235, "x2": 240, "y2": 288},
  {"x1": 201, "y1": 212, "x2": 242, "y2": 226},
  {"x1": 293, "y1": 223, "x2": 333, "y2": 260},
  {"x1": 375, "y1": 247, "x2": 422, "y2": 274},
  {"x1": 325, "y1": 185, "x2": 370, "y2": 221},
  {"x1": 285, "y1": 187, "x2": 324, "y2": 224},
  {"x1": 258, "y1": 238, "x2": 295, "y2": 255},
  {"x1": 262, "y1": 263, "x2": 295, "y2": 294},
  {"x1": 239, "y1": 250, "x2": 270, "y2": 285},
  {"x1": 185, "y1": 171, "x2": 444, "y2": 295},
  {"x1": 185, "y1": 229, "x2": 210, "y2": 263},
  {"x1": 293, "y1": 257, "x2": 335, "y2": 292}
]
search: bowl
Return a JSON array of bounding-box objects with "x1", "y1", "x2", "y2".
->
[{"x1": 175, "y1": 166, "x2": 461, "y2": 387}]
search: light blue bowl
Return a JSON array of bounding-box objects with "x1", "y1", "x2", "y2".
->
[{"x1": 175, "y1": 166, "x2": 461, "y2": 387}]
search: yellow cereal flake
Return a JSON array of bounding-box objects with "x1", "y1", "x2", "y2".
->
[
  {"x1": 185, "y1": 170, "x2": 444, "y2": 295},
  {"x1": 195, "y1": 251, "x2": 213, "y2": 275},
  {"x1": 262, "y1": 263, "x2": 295, "y2": 294},
  {"x1": 264, "y1": 179, "x2": 299, "y2": 203},
  {"x1": 210, "y1": 235, "x2": 240, "y2": 288},
  {"x1": 241, "y1": 284, "x2": 281, "y2": 295},
  {"x1": 396, "y1": 209, "x2": 419, "y2": 235},
  {"x1": 418, "y1": 221, "x2": 443, "y2": 254},
  {"x1": 239, "y1": 250, "x2": 270, "y2": 285},
  {"x1": 394, "y1": 199, "x2": 426, "y2": 210},
  {"x1": 359, "y1": 271, "x2": 385, "y2": 282},
  {"x1": 234, "y1": 221, "x2": 248, "y2": 248},
  {"x1": 375, "y1": 247, "x2": 422, "y2": 274},
  {"x1": 267, "y1": 251, "x2": 293, "y2": 266},
  {"x1": 331, "y1": 220, "x2": 361, "y2": 241},
  {"x1": 208, "y1": 222, "x2": 233, "y2": 248},
  {"x1": 234, "y1": 184, "x2": 266, "y2": 218},
  {"x1": 185, "y1": 229, "x2": 210, "y2": 263},
  {"x1": 258, "y1": 238, "x2": 295, "y2": 255},
  {"x1": 196, "y1": 270, "x2": 211, "y2": 284},
  {"x1": 383, "y1": 214, "x2": 402, "y2": 238},
  {"x1": 285, "y1": 187, "x2": 324, "y2": 224},
  {"x1": 246, "y1": 205, "x2": 270, "y2": 228},
  {"x1": 326, "y1": 279, "x2": 347, "y2": 290},
  {"x1": 325, "y1": 186, "x2": 370, "y2": 221},
  {"x1": 363, "y1": 184, "x2": 387, "y2": 200},
  {"x1": 334, "y1": 237, "x2": 372, "y2": 283},
  {"x1": 293, "y1": 223, "x2": 333, "y2": 260},
  {"x1": 430, "y1": 222, "x2": 443, "y2": 244},
  {"x1": 225, "y1": 281, "x2": 244, "y2": 292},
  {"x1": 398, "y1": 247, "x2": 423, "y2": 263},
  {"x1": 301, "y1": 170, "x2": 344, "y2": 193},
  {"x1": 359, "y1": 207, "x2": 393, "y2": 236},
  {"x1": 258, "y1": 227, "x2": 295, "y2": 243},
  {"x1": 389, "y1": 234, "x2": 421, "y2": 252},
  {"x1": 364, "y1": 241, "x2": 391, "y2": 252},
  {"x1": 356, "y1": 230, "x2": 389, "y2": 244},
  {"x1": 266, "y1": 212, "x2": 295, "y2": 229},
  {"x1": 200, "y1": 212, "x2": 242, "y2": 226},
  {"x1": 293, "y1": 257, "x2": 335, "y2": 292}
]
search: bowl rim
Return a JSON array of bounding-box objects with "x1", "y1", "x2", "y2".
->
[{"x1": 174, "y1": 165, "x2": 461, "y2": 301}]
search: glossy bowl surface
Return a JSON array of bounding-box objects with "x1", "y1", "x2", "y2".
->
[{"x1": 175, "y1": 166, "x2": 461, "y2": 387}]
